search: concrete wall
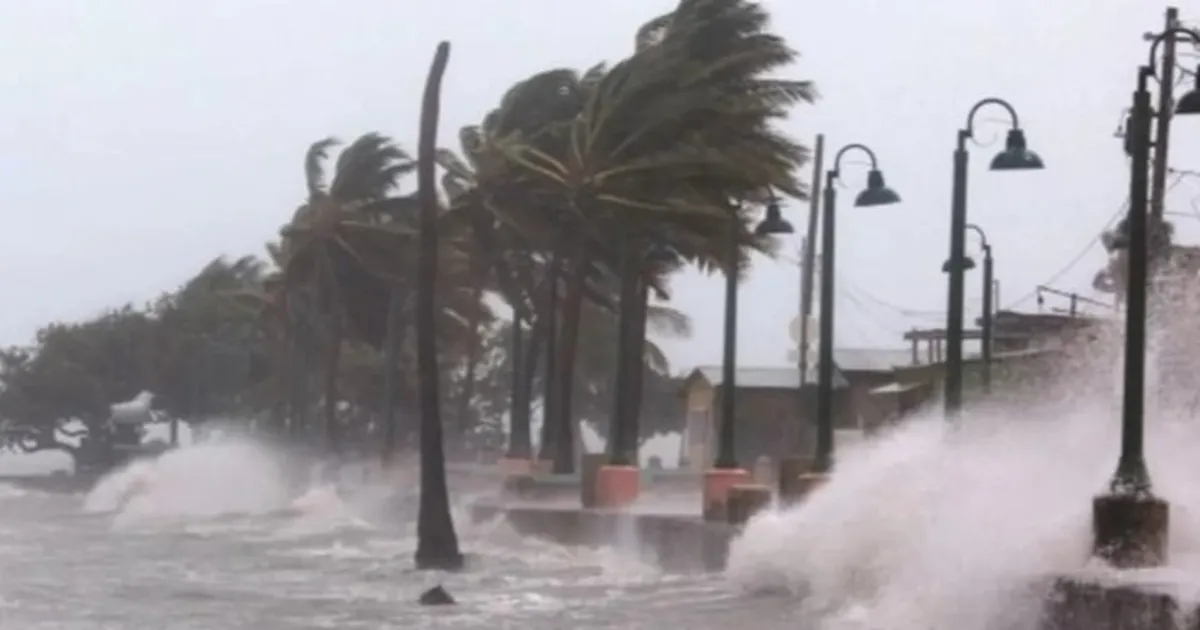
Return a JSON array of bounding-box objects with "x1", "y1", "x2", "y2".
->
[{"x1": 469, "y1": 501, "x2": 735, "y2": 572}]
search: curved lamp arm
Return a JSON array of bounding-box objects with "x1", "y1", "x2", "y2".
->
[
  {"x1": 965, "y1": 223, "x2": 989, "y2": 249},
  {"x1": 1147, "y1": 27, "x2": 1200, "y2": 75},
  {"x1": 964, "y1": 97, "x2": 1021, "y2": 138},
  {"x1": 829, "y1": 143, "x2": 881, "y2": 179}
]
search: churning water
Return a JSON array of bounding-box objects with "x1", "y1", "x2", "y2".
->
[
  {"x1": 7, "y1": 332, "x2": 1200, "y2": 628},
  {"x1": 0, "y1": 438, "x2": 771, "y2": 629},
  {"x1": 727, "y1": 387, "x2": 1200, "y2": 629}
]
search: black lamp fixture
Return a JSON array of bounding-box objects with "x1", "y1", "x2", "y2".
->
[
  {"x1": 855, "y1": 170, "x2": 902, "y2": 207},
  {"x1": 942, "y1": 97, "x2": 1042, "y2": 419},
  {"x1": 1175, "y1": 64, "x2": 1200, "y2": 115},
  {"x1": 811, "y1": 143, "x2": 901, "y2": 476},
  {"x1": 989, "y1": 129, "x2": 1045, "y2": 171},
  {"x1": 942, "y1": 256, "x2": 976, "y2": 273},
  {"x1": 754, "y1": 196, "x2": 796, "y2": 236}
]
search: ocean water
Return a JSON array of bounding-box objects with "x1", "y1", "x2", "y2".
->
[{"x1": 0, "y1": 439, "x2": 796, "y2": 630}]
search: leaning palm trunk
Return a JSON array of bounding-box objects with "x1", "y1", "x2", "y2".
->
[
  {"x1": 537, "y1": 252, "x2": 561, "y2": 463},
  {"x1": 626, "y1": 273, "x2": 651, "y2": 461},
  {"x1": 453, "y1": 261, "x2": 487, "y2": 451},
  {"x1": 608, "y1": 236, "x2": 641, "y2": 466},
  {"x1": 550, "y1": 240, "x2": 587, "y2": 474},
  {"x1": 321, "y1": 311, "x2": 344, "y2": 458},
  {"x1": 381, "y1": 286, "x2": 408, "y2": 467},
  {"x1": 505, "y1": 309, "x2": 533, "y2": 459},
  {"x1": 413, "y1": 40, "x2": 463, "y2": 571}
]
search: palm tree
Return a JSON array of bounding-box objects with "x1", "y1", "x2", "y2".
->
[
  {"x1": 493, "y1": 0, "x2": 813, "y2": 472},
  {"x1": 413, "y1": 41, "x2": 463, "y2": 572},
  {"x1": 278, "y1": 132, "x2": 416, "y2": 457}
]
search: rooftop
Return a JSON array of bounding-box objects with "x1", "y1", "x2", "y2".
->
[{"x1": 683, "y1": 348, "x2": 910, "y2": 391}]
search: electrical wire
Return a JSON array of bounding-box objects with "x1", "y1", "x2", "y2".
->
[
  {"x1": 1004, "y1": 173, "x2": 1189, "y2": 310},
  {"x1": 1002, "y1": 201, "x2": 1127, "y2": 309}
]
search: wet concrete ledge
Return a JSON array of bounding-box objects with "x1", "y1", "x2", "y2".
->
[
  {"x1": 1042, "y1": 573, "x2": 1200, "y2": 630},
  {"x1": 468, "y1": 501, "x2": 736, "y2": 573}
]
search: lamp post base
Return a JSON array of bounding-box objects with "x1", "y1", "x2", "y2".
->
[
  {"x1": 703, "y1": 468, "x2": 751, "y2": 522},
  {"x1": 777, "y1": 456, "x2": 813, "y2": 504},
  {"x1": 594, "y1": 465, "x2": 640, "y2": 509},
  {"x1": 498, "y1": 457, "x2": 533, "y2": 477},
  {"x1": 727, "y1": 483, "x2": 772, "y2": 525},
  {"x1": 1043, "y1": 576, "x2": 1177, "y2": 630},
  {"x1": 1092, "y1": 493, "x2": 1168, "y2": 569}
]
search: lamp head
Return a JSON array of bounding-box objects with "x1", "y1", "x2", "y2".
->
[
  {"x1": 990, "y1": 129, "x2": 1045, "y2": 170},
  {"x1": 754, "y1": 201, "x2": 795, "y2": 236},
  {"x1": 942, "y1": 256, "x2": 977, "y2": 274},
  {"x1": 854, "y1": 170, "x2": 902, "y2": 207},
  {"x1": 1176, "y1": 66, "x2": 1200, "y2": 115}
]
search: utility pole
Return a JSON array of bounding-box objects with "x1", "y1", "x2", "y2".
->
[
  {"x1": 1147, "y1": 7, "x2": 1179, "y2": 225},
  {"x1": 797, "y1": 134, "x2": 823, "y2": 401}
]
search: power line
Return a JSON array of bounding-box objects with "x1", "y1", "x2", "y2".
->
[
  {"x1": 774, "y1": 249, "x2": 944, "y2": 318},
  {"x1": 1003, "y1": 202, "x2": 1126, "y2": 309}
]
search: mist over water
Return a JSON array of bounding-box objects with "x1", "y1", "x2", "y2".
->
[{"x1": 727, "y1": 322, "x2": 1200, "y2": 630}]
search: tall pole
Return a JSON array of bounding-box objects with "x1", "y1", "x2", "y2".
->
[
  {"x1": 797, "y1": 134, "x2": 824, "y2": 444},
  {"x1": 813, "y1": 171, "x2": 837, "y2": 474},
  {"x1": 714, "y1": 212, "x2": 740, "y2": 469},
  {"x1": 1115, "y1": 69, "x2": 1153, "y2": 497},
  {"x1": 1148, "y1": 7, "x2": 1179, "y2": 224},
  {"x1": 980, "y1": 244, "x2": 994, "y2": 394},
  {"x1": 1092, "y1": 65, "x2": 1165, "y2": 569},
  {"x1": 944, "y1": 131, "x2": 970, "y2": 418}
]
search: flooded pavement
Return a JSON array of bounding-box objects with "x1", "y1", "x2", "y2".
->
[{"x1": 0, "y1": 449, "x2": 806, "y2": 630}]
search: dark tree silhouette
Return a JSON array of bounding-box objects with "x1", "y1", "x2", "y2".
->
[{"x1": 413, "y1": 40, "x2": 464, "y2": 572}]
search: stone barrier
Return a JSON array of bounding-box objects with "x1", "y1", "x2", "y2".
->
[
  {"x1": 726, "y1": 484, "x2": 772, "y2": 526},
  {"x1": 469, "y1": 501, "x2": 735, "y2": 572},
  {"x1": 1041, "y1": 575, "x2": 1187, "y2": 630}
]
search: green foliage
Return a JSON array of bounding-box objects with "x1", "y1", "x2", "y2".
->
[{"x1": 1, "y1": 0, "x2": 812, "y2": 467}]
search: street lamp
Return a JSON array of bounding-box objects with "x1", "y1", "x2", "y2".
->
[
  {"x1": 703, "y1": 197, "x2": 794, "y2": 521},
  {"x1": 714, "y1": 198, "x2": 795, "y2": 469},
  {"x1": 1093, "y1": 26, "x2": 1200, "y2": 569},
  {"x1": 942, "y1": 224, "x2": 995, "y2": 394},
  {"x1": 811, "y1": 144, "x2": 900, "y2": 476},
  {"x1": 943, "y1": 98, "x2": 1043, "y2": 419}
]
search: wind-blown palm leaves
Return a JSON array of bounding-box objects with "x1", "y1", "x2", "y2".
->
[
  {"x1": 277, "y1": 133, "x2": 417, "y2": 455},
  {"x1": 458, "y1": 0, "x2": 814, "y2": 471}
]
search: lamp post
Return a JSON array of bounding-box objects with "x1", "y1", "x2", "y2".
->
[
  {"x1": 944, "y1": 224, "x2": 995, "y2": 394},
  {"x1": 807, "y1": 144, "x2": 901, "y2": 479},
  {"x1": 943, "y1": 99, "x2": 1044, "y2": 419},
  {"x1": 702, "y1": 198, "x2": 794, "y2": 521},
  {"x1": 1093, "y1": 26, "x2": 1200, "y2": 569},
  {"x1": 970, "y1": 225, "x2": 995, "y2": 395}
]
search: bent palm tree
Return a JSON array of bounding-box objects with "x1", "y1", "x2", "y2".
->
[
  {"x1": 413, "y1": 41, "x2": 463, "y2": 572},
  {"x1": 278, "y1": 132, "x2": 416, "y2": 457}
]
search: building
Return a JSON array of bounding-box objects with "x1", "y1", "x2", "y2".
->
[
  {"x1": 677, "y1": 348, "x2": 911, "y2": 471},
  {"x1": 678, "y1": 309, "x2": 1114, "y2": 472}
]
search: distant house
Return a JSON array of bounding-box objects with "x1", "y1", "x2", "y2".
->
[{"x1": 677, "y1": 348, "x2": 910, "y2": 471}]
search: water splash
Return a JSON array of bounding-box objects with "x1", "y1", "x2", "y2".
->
[
  {"x1": 83, "y1": 439, "x2": 295, "y2": 524},
  {"x1": 726, "y1": 380, "x2": 1200, "y2": 630},
  {"x1": 0, "y1": 484, "x2": 28, "y2": 500}
]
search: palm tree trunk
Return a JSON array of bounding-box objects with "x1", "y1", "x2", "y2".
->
[
  {"x1": 505, "y1": 310, "x2": 532, "y2": 459},
  {"x1": 608, "y1": 238, "x2": 640, "y2": 466},
  {"x1": 413, "y1": 40, "x2": 462, "y2": 572},
  {"x1": 537, "y1": 253, "x2": 561, "y2": 463},
  {"x1": 382, "y1": 286, "x2": 408, "y2": 467},
  {"x1": 626, "y1": 275, "x2": 651, "y2": 464},
  {"x1": 322, "y1": 315, "x2": 343, "y2": 458},
  {"x1": 453, "y1": 263, "x2": 487, "y2": 450},
  {"x1": 551, "y1": 244, "x2": 588, "y2": 474}
]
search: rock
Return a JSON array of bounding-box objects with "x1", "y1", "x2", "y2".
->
[{"x1": 419, "y1": 585, "x2": 456, "y2": 606}]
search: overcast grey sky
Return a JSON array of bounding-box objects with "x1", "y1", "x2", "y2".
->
[{"x1": 3, "y1": 0, "x2": 1199, "y2": 372}]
